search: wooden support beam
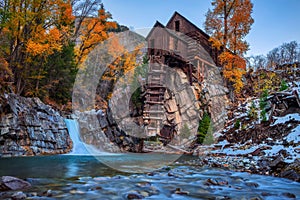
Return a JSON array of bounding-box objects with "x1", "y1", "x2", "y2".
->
[
  {"x1": 144, "y1": 110, "x2": 164, "y2": 114},
  {"x1": 188, "y1": 63, "x2": 193, "y2": 85},
  {"x1": 145, "y1": 101, "x2": 164, "y2": 105},
  {"x1": 145, "y1": 91, "x2": 165, "y2": 95},
  {"x1": 144, "y1": 116, "x2": 164, "y2": 120}
]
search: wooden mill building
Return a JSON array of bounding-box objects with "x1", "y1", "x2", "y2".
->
[{"x1": 142, "y1": 12, "x2": 222, "y2": 142}]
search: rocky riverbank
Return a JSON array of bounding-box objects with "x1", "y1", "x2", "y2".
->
[
  {"x1": 191, "y1": 78, "x2": 300, "y2": 183},
  {"x1": 181, "y1": 154, "x2": 300, "y2": 183},
  {"x1": 0, "y1": 94, "x2": 72, "y2": 157}
]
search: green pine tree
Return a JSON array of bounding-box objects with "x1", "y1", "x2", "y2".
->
[{"x1": 197, "y1": 112, "x2": 211, "y2": 144}]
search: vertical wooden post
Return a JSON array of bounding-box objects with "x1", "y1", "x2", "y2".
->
[{"x1": 188, "y1": 62, "x2": 193, "y2": 85}]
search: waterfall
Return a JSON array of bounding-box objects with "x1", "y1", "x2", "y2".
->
[{"x1": 64, "y1": 119, "x2": 100, "y2": 155}]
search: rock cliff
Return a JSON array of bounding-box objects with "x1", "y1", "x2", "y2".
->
[{"x1": 0, "y1": 94, "x2": 71, "y2": 156}]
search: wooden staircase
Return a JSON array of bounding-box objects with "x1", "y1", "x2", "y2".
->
[{"x1": 143, "y1": 57, "x2": 166, "y2": 136}]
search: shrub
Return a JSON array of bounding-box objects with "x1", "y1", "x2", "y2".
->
[
  {"x1": 279, "y1": 80, "x2": 288, "y2": 91},
  {"x1": 248, "y1": 101, "x2": 258, "y2": 119},
  {"x1": 261, "y1": 109, "x2": 267, "y2": 122},
  {"x1": 241, "y1": 123, "x2": 247, "y2": 130},
  {"x1": 259, "y1": 89, "x2": 268, "y2": 109},
  {"x1": 259, "y1": 89, "x2": 268, "y2": 122},
  {"x1": 234, "y1": 119, "x2": 241, "y2": 129}
]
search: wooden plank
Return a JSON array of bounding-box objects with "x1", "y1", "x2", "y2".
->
[
  {"x1": 144, "y1": 110, "x2": 164, "y2": 113},
  {"x1": 194, "y1": 55, "x2": 216, "y2": 67},
  {"x1": 188, "y1": 63, "x2": 193, "y2": 85},
  {"x1": 148, "y1": 70, "x2": 166, "y2": 74},
  {"x1": 145, "y1": 100, "x2": 164, "y2": 105},
  {"x1": 145, "y1": 91, "x2": 165, "y2": 95},
  {"x1": 269, "y1": 104, "x2": 276, "y2": 122},
  {"x1": 144, "y1": 116, "x2": 163, "y2": 120},
  {"x1": 147, "y1": 85, "x2": 165, "y2": 88}
]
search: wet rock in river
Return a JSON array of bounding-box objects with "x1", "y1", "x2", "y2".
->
[
  {"x1": 205, "y1": 178, "x2": 228, "y2": 186},
  {"x1": 11, "y1": 191, "x2": 27, "y2": 200},
  {"x1": 280, "y1": 169, "x2": 300, "y2": 182},
  {"x1": 282, "y1": 192, "x2": 296, "y2": 199},
  {"x1": 42, "y1": 189, "x2": 53, "y2": 197},
  {"x1": 245, "y1": 182, "x2": 259, "y2": 188},
  {"x1": 174, "y1": 188, "x2": 189, "y2": 195},
  {"x1": 126, "y1": 191, "x2": 144, "y2": 199},
  {"x1": 0, "y1": 176, "x2": 31, "y2": 191}
]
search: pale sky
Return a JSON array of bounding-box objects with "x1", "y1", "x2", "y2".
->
[{"x1": 102, "y1": 0, "x2": 300, "y2": 56}]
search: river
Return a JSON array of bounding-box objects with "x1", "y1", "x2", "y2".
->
[{"x1": 0, "y1": 155, "x2": 299, "y2": 199}]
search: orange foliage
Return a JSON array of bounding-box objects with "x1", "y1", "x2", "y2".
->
[
  {"x1": 0, "y1": 57, "x2": 12, "y2": 93},
  {"x1": 103, "y1": 33, "x2": 143, "y2": 83},
  {"x1": 220, "y1": 51, "x2": 246, "y2": 93},
  {"x1": 75, "y1": 8, "x2": 117, "y2": 66},
  {"x1": 205, "y1": 0, "x2": 254, "y2": 95},
  {"x1": 0, "y1": 0, "x2": 75, "y2": 95}
]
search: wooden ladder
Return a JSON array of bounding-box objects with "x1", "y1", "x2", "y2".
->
[{"x1": 143, "y1": 60, "x2": 166, "y2": 136}]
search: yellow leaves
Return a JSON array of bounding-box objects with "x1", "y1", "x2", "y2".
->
[
  {"x1": 59, "y1": 1, "x2": 75, "y2": 25},
  {"x1": 3, "y1": 0, "x2": 74, "y2": 59},
  {"x1": 253, "y1": 71, "x2": 280, "y2": 95},
  {"x1": 209, "y1": 37, "x2": 222, "y2": 50},
  {"x1": 49, "y1": 28, "x2": 61, "y2": 41},
  {"x1": 205, "y1": 0, "x2": 254, "y2": 55},
  {"x1": 26, "y1": 40, "x2": 48, "y2": 56},
  {"x1": 220, "y1": 51, "x2": 246, "y2": 93},
  {"x1": 74, "y1": 10, "x2": 117, "y2": 65},
  {"x1": 0, "y1": 57, "x2": 12, "y2": 89},
  {"x1": 26, "y1": 27, "x2": 62, "y2": 56},
  {"x1": 102, "y1": 34, "x2": 143, "y2": 82}
]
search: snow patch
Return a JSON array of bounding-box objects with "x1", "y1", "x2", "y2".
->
[
  {"x1": 211, "y1": 144, "x2": 263, "y2": 155},
  {"x1": 284, "y1": 124, "x2": 300, "y2": 143},
  {"x1": 271, "y1": 113, "x2": 300, "y2": 126},
  {"x1": 264, "y1": 145, "x2": 299, "y2": 163}
]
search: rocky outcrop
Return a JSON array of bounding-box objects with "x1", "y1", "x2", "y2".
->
[
  {"x1": 0, "y1": 94, "x2": 71, "y2": 157},
  {"x1": 73, "y1": 108, "x2": 144, "y2": 153}
]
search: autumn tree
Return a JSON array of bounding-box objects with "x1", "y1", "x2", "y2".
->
[
  {"x1": 205, "y1": 0, "x2": 254, "y2": 95},
  {"x1": 72, "y1": 2, "x2": 117, "y2": 66},
  {"x1": 0, "y1": 0, "x2": 118, "y2": 106},
  {"x1": 0, "y1": 0, "x2": 74, "y2": 97}
]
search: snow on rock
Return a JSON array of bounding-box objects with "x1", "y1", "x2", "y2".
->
[
  {"x1": 264, "y1": 144, "x2": 300, "y2": 163},
  {"x1": 284, "y1": 124, "x2": 300, "y2": 143},
  {"x1": 271, "y1": 113, "x2": 300, "y2": 126},
  {"x1": 211, "y1": 143, "x2": 264, "y2": 156}
]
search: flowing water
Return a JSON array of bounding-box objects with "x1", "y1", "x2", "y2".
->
[
  {"x1": 0, "y1": 155, "x2": 300, "y2": 199},
  {"x1": 64, "y1": 119, "x2": 106, "y2": 155}
]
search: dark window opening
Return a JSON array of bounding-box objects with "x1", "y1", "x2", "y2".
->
[{"x1": 175, "y1": 20, "x2": 180, "y2": 32}]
